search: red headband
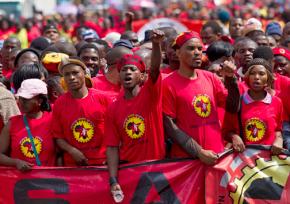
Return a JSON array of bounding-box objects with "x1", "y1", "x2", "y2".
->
[
  {"x1": 117, "y1": 54, "x2": 146, "y2": 72},
  {"x1": 172, "y1": 31, "x2": 202, "y2": 49},
  {"x1": 272, "y1": 47, "x2": 290, "y2": 60}
]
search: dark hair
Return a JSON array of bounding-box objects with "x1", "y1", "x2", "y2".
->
[
  {"x1": 12, "y1": 63, "x2": 47, "y2": 92},
  {"x1": 253, "y1": 46, "x2": 274, "y2": 61},
  {"x1": 206, "y1": 41, "x2": 234, "y2": 62},
  {"x1": 202, "y1": 21, "x2": 223, "y2": 35},
  {"x1": 77, "y1": 43, "x2": 99, "y2": 56},
  {"x1": 246, "y1": 58, "x2": 272, "y2": 73},
  {"x1": 43, "y1": 42, "x2": 77, "y2": 57},
  {"x1": 14, "y1": 48, "x2": 40, "y2": 67},
  {"x1": 39, "y1": 94, "x2": 51, "y2": 112}
]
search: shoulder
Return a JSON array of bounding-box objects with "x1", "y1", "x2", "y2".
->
[{"x1": 0, "y1": 86, "x2": 14, "y2": 101}]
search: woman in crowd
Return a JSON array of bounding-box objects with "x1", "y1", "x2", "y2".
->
[
  {"x1": 223, "y1": 58, "x2": 284, "y2": 154},
  {"x1": 0, "y1": 79, "x2": 55, "y2": 171}
]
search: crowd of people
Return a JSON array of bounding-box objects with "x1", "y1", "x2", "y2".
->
[{"x1": 0, "y1": 0, "x2": 289, "y2": 200}]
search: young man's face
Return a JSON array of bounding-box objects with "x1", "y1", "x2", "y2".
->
[
  {"x1": 43, "y1": 28, "x2": 59, "y2": 43},
  {"x1": 274, "y1": 56, "x2": 289, "y2": 76},
  {"x1": 80, "y1": 48, "x2": 100, "y2": 75},
  {"x1": 1, "y1": 38, "x2": 20, "y2": 67},
  {"x1": 63, "y1": 64, "x2": 86, "y2": 92},
  {"x1": 177, "y1": 38, "x2": 203, "y2": 69},
  {"x1": 235, "y1": 42, "x2": 257, "y2": 68},
  {"x1": 119, "y1": 65, "x2": 143, "y2": 89},
  {"x1": 229, "y1": 18, "x2": 243, "y2": 39},
  {"x1": 201, "y1": 27, "x2": 218, "y2": 45}
]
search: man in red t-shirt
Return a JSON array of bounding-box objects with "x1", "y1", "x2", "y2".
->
[
  {"x1": 162, "y1": 31, "x2": 240, "y2": 165},
  {"x1": 105, "y1": 30, "x2": 165, "y2": 199},
  {"x1": 92, "y1": 46, "x2": 133, "y2": 102},
  {"x1": 52, "y1": 57, "x2": 110, "y2": 166}
]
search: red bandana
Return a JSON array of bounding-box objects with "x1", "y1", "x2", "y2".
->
[
  {"x1": 117, "y1": 54, "x2": 146, "y2": 72},
  {"x1": 172, "y1": 31, "x2": 202, "y2": 49}
]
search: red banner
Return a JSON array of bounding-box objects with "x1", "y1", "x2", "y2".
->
[{"x1": 0, "y1": 147, "x2": 289, "y2": 204}]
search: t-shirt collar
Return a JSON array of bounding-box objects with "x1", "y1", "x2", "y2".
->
[{"x1": 243, "y1": 91, "x2": 272, "y2": 104}]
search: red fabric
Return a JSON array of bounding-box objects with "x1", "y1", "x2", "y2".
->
[
  {"x1": 272, "y1": 47, "x2": 290, "y2": 60},
  {"x1": 52, "y1": 89, "x2": 110, "y2": 166},
  {"x1": 161, "y1": 66, "x2": 175, "y2": 74},
  {"x1": 275, "y1": 74, "x2": 290, "y2": 121},
  {"x1": 223, "y1": 94, "x2": 283, "y2": 145},
  {"x1": 2, "y1": 69, "x2": 13, "y2": 79},
  {"x1": 92, "y1": 75, "x2": 121, "y2": 102},
  {"x1": 172, "y1": 31, "x2": 202, "y2": 49},
  {"x1": 116, "y1": 54, "x2": 146, "y2": 72},
  {"x1": 73, "y1": 21, "x2": 102, "y2": 37},
  {"x1": 105, "y1": 75, "x2": 165, "y2": 162},
  {"x1": 27, "y1": 26, "x2": 41, "y2": 43},
  {"x1": 9, "y1": 113, "x2": 55, "y2": 166},
  {"x1": 162, "y1": 70, "x2": 227, "y2": 157}
]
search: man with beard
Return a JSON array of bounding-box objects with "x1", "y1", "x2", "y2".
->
[{"x1": 162, "y1": 31, "x2": 240, "y2": 165}]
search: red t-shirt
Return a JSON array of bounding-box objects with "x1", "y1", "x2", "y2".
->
[
  {"x1": 105, "y1": 75, "x2": 165, "y2": 162},
  {"x1": 274, "y1": 74, "x2": 290, "y2": 121},
  {"x1": 161, "y1": 66, "x2": 175, "y2": 74},
  {"x1": 2, "y1": 69, "x2": 13, "y2": 79},
  {"x1": 52, "y1": 88, "x2": 110, "y2": 166},
  {"x1": 9, "y1": 112, "x2": 55, "y2": 166},
  {"x1": 162, "y1": 70, "x2": 228, "y2": 157},
  {"x1": 92, "y1": 75, "x2": 121, "y2": 102},
  {"x1": 223, "y1": 92, "x2": 283, "y2": 145}
]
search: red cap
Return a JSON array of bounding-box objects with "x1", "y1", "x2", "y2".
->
[
  {"x1": 117, "y1": 54, "x2": 146, "y2": 72},
  {"x1": 172, "y1": 31, "x2": 202, "y2": 49},
  {"x1": 272, "y1": 47, "x2": 290, "y2": 60}
]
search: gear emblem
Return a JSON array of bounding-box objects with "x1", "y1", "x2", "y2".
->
[
  {"x1": 20, "y1": 137, "x2": 42, "y2": 158},
  {"x1": 192, "y1": 94, "x2": 211, "y2": 118},
  {"x1": 244, "y1": 118, "x2": 266, "y2": 142},
  {"x1": 72, "y1": 118, "x2": 94, "y2": 143},
  {"x1": 124, "y1": 114, "x2": 145, "y2": 139},
  {"x1": 230, "y1": 156, "x2": 290, "y2": 204}
]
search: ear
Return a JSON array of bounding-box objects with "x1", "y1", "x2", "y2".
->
[{"x1": 140, "y1": 72, "x2": 146, "y2": 83}]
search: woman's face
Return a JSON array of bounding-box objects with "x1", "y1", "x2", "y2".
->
[
  {"x1": 247, "y1": 65, "x2": 268, "y2": 91},
  {"x1": 18, "y1": 96, "x2": 40, "y2": 114}
]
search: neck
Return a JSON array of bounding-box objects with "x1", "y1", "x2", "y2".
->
[
  {"x1": 178, "y1": 65, "x2": 197, "y2": 79},
  {"x1": 124, "y1": 85, "x2": 141, "y2": 100},
  {"x1": 70, "y1": 86, "x2": 88, "y2": 99},
  {"x1": 169, "y1": 60, "x2": 180, "y2": 70},
  {"x1": 25, "y1": 111, "x2": 43, "y2": 119},
  {"x1": 248, "y1": 89, "x2": 267, "y2": 101}
]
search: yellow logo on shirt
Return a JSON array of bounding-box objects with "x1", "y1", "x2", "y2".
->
[
  {"x1": 192, "y1": 94, "x2": 211, "y2": 118},
  {"x1": 20, "y1": 137, "x2": 42, "y2": 158},
  {"x1": 245, "y1": 118, "x2": 266, "y2": 142},
  {"x1": 72, "y1": 118, "x2": 94, "y2": 143},
  {"x1": 124, "y1": 114, "x2": 145, "y2": 139}
]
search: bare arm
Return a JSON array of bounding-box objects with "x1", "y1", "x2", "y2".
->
[
  {"x1": 125, "y1": 12, "x2": 134, "y2": 31},
  {"x1": 0, "y1": 122, "x2": 33, "y2": 170},
  {"x1": 56, "y1": 138, "x2": 88, "y2": 165},
  {"x1": 271, "y1": 131, "x2": 284, "y2": 155},
  {"x1": 150, "y1": 30, "x2": 164, "y2": 83}
]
